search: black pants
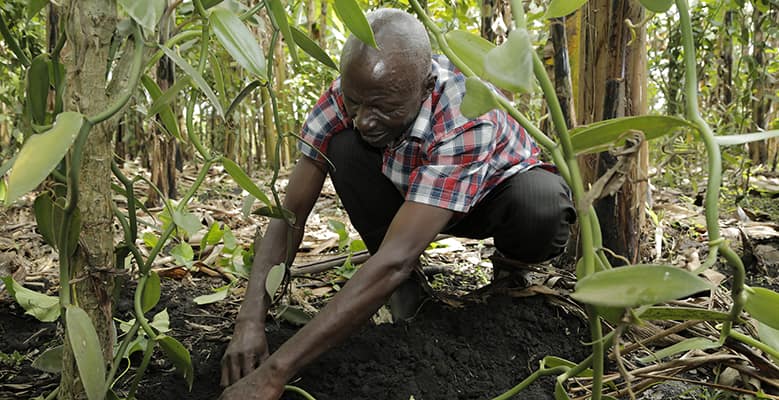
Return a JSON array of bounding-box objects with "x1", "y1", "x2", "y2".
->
[{"x1": 326, "y1": 129, "x2": 576, "y2": 263}]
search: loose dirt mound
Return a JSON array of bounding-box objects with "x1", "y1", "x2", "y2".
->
[{"x1": 0, "y1": 279, "x2": 589, "y2": 400}]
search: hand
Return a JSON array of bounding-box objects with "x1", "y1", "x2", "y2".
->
[
  {"x1": 221, "y1": 318, "x2": 270, "y2": 386},
  {"x1": 218, "y1": 364, "x2": 285, "y2": 400}
]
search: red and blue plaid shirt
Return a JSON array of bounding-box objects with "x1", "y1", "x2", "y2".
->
[{"x1": 298, "y1": 55, "x2": 546, "y2": 213}]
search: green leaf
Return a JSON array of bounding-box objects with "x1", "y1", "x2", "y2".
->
[
  {"x1": 265, "y1": 263, "x2": 286, "y2": 299},
  {"x1": 277, "y1": 305, "x2": 312, "y2": 326},
  {"x1": 5, "y1": 112, "x2": 84, "y2": 205},
  {"x1": 33, "y1": 193, "x2": 57, "y2": 249},
  {"x1": 157, "y1": 335, "x2": 194, "y2": 389},
  {"x1": 142, "y1": 271, "x2": 161, "y2": 313},
  {"x1": 209, "y1": 52, "x2": 227, "y2": 110},
  {"x1": 151, "y1": 309, "x2": 171, "y2": 333},
  {"x1": 349, "y1": 239, "x2": 367, "y2": 252},
  {"x1": 27, "y1": 0, "x2": 49, "y2": 20},
  {"x1": 714, "y1": 129, "x2": 779, "y2": 147},
  {"x1": 65, "y1": 209, "x2": 82, "y2": 256},
  {"x1": 201, "y1": 0, "x2": 224, "y2": 8},
  {"x1": 290, "y1": 26, "x2": 338, "y2": 71},
  {"x1": 267, "y1": 0, "x2": 298, "y2": 66},
  {"x1": 117, "y1": 0, "x2": 165, "y2": 32},
  {"x1": 27, "y1": 53, "x2": 51, "y2": 125},
  {"x1": 170, "y1": 242, "x2": 194, "y2": 268},
  {"x1": 226, "y1": 80, "x2": 261, "y2": 118},
  {"x1": 637, "y1": 337, "x2": 719, "y2": 363},
  {"x1": 143, "y1": 232, "x2": 159, "y2": 249},
  {"x1": 555, "y1": 380, "x2": 571, "y2": 400},
  {"x1": 570, "y1": 115, "x2": 695, "y2": 155},
  {"x1": 193, "y1": 285, "x2": 230, "y2": 305},
  {"x1": 221, "y1": 156, "x2": 272, "y2": 206},
  {"x1": 203, "y1": 223, "x2": 225, "y2": 247},
  {"x1": 638, "y1": 0, "x2": 674, "y2": 13},
  {"x1": 445, "y1": 30, "x2": 494, "y2": 77},
  {"x1": 32, "y1": 344, "x2": 63, "y2": 373},
  {"x1": 223, "y1": 226, "x2": 237, "y2": 251},
  {"x1": 171, "y1": 209, "x2": 201, "y2": 238},
  {"x1": 0, "y1": 179, "x2": 6, "y2": 204},
  {"x1": 65, "y1": 305, "x2": 107, "y2": 400},
  {"x1": 758, "y1": 322, "x2": 779, "y2": 364},
  {"x1": 638, "y1": 306, "x2": 733, "y2": 321},
  {"x1": 571, "y1": 264, "x2": 711, "y2": 308},
  {"x1": 461, "y1": 77, "x2": 500, "y2": 119},
  {"x1": 333, "y1": 0, "x2": 377, "y2": 48},
  {"x1": 483, "y1": 29, "x2": 534, "y2": 94},
  {"x1": 2, "y1": 277, "x2": 60, "y2": 322},
  {"x1": 209, "y1": 8, "x2": 268, "y2": 80},
  {"x1": 546, "y1": 0, "x2": 588, "y2": 18},
  {"x1": 744, "y1": 286, "x2": 779, "y2": 330},
  {"x1": 159, "y1": 45, "x2": 225, "y2": 117},
  {"x1": 252, "y1": 205, "x2": 296, "y2": 222},
  {"x1": 141, "y1": 74, "x2": 185, "y2": 141}
]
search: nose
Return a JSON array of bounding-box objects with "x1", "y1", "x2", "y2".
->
[{"x1": 354, "y1": 107, "x2": 377, "y2": 133}]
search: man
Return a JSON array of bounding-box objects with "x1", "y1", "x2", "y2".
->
[{"x1": 219, "y1": 8, "x2": 575, "y2": 399}]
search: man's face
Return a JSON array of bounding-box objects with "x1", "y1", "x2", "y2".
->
[{"x1": 341, "y1": 59, "x2": 429, "y2": 148}]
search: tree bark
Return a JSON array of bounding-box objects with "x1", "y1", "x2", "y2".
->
[
  {"x1": 58, "y1": 1, "x2": 118, "y2": 398},
  {"x1": 576, "y1": 0, "x2": 648, "y2": 265},
  {"x1": 749, "y1": 3, "x2": 769, "y2": 165}
]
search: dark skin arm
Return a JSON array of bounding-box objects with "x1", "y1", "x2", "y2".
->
[
  {"x1": 220, "y1": 156, "x2": 327, "y2": 386},
  {"x1": 220, "y1": 199, "x2": 453, "y2": 400}
]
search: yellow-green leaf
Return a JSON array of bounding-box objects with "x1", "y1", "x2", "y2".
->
[
  {"x1": 33, "y1": 193, "x2": 57, "y2": 249},
  {"x1": 141, "y1": 74, "x2": 185, "y2": 141},
  {"x1": 745, "y1": 286, "x2": 779, "y2": 330},
  {"x1": 637, "y1": 337, "x2": 719, "y2": 363},
  {"x1": 221, "y1": 156, "x2": 272, "y2": 206},
  {"x1": 27, "y1": 53, "x2": 51, "y2": 125},
  {"x1": 265, "y1": 263, "x2": 286, "y2": 299},
  {"x1": 2, "y1": 277, "x2": 60, "y2": 322},
  {"x1": 333, "y1": 0, "x2": 377, "y2": 48},
  {"x1": 117, "y1": 0, "x2": 165, "y2": 32},
  {"x1": 638, "y1": 0, "x2": 674, "y2": 13},
  {"x1": 445, "y1": 30, "x2": 494, "y2": 77},
  {"x1": 210, "y1": 8, "x2": 267, "y2": 80},
  {"x1": 758, "y1": 322, "x2": 779, "y2": 364},
  {"x1": 32, "y1": 345, "x2": 63, "y2": 373},
  {"x1": 157, "y1": 335, "x2": 194, "y2": 389},
  {"x1": 483, "y1": 29, "x2": 534, "y2": 94},
  {"x1": 546, "y1": 0, "x2": 588, "y2": 18},
  {"x1": 290, "y1": 26, "x2": 338, "y2": 71},
  {"x1": 159, "y1": 45, "x2": 225, "y2": 117},
  {"x1": 5, "y1": 112, "x2": 83, "y2": 204},
  {"x1": 572, "y1": 264, "x2": 711, "y2": 308},
  {"x1": 65, "y1": 305, "x2": 106, "y2": 400},
  {"x1": 570, "y1": 115, "x2": 695, "y2": 155},
  {"x1": 461, "y1": 77, "x2": 499, "y2": 119},
  {"x1": 27, "y1": 0, "x2": 49, "y2": 20},
  {"x1": 193, "y1": 285, "x2": 230, "y2": 305},
  {"x1": 142, "y1": 271, "x2": 161, "y2": 313}
]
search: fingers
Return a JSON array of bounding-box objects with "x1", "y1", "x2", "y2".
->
[{"x1": 241, "y1": 352, "x2": 257, "y2": 377}]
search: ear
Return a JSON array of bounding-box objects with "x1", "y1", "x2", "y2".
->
[{"x1": 421, "y1": 72, "x2": 436, "y2": 99}]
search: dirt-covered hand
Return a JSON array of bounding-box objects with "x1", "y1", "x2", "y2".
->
[
  {"x1": 220, "y1": 319, "x2": 270, "y2": 386},
  {"x1": 219, "y1": 364, "x2": 285, "y2": 400}
]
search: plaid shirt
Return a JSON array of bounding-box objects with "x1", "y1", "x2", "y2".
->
[{"x1": 298, "y1": 55, "x2": 545, "y2": 213}]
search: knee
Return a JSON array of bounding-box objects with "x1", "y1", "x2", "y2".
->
[{"x1": 325, "y1": 129, "x2": 360, "y2": 168}]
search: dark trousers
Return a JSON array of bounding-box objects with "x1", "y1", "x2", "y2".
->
[{"x1": 326, "y1": 129, "x2": 576, "y2": 263}]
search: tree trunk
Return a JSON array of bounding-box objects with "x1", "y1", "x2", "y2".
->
[
  {"x1": 58, "y1": 1, "x2": 119, "y2": 398},
  {"x1": 261, "y1": 86, "x2": 277, "y2": 168},
  {"x1": 576, "y1": 0, "x2": 648, "y2": 265}
]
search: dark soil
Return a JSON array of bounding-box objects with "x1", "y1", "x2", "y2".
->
[{"x1": 0, "y1": 277, "x2": 589, "y2": 400}]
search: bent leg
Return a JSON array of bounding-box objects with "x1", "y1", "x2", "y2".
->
[
  {"x1": 446, "y1": 168, "x2": 576, "y2": 263},
  {"x1": 326, "y1": 129, "x2": 404, "y2": 254}
]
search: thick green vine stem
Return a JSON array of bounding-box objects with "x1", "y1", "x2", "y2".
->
[
  {"x1": 729, "y1": 330, "x2": 779, "y2": 360},
  {"x1": 675, "y1": 0, "x2": 746, "y2": 340},
  {"x1": 105, "y1": 319, "x2": 141, "y2": 391},
  {"x1": 89, "y1": 22, "x2": 145, "y2": 124},
  {"x1": 491, "y1": 366, "x2": 569, "y2": 400}
]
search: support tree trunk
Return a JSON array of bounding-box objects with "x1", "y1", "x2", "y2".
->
[
  {"x1": 58, "y1": 1, "x2": 119, "y2": 398},
  {"x1": 576, "y1": 0, "x2": 648, "y2": 265}
]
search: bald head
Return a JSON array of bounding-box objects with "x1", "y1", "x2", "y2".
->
[{"x1": 340, "y1": 8, "x2": 432, "y2": 91}]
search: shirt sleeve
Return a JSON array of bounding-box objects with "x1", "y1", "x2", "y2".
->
[
  {"x1": 405, "y1": 120, "x2": 496, "y2": 213},
  {"x1": 297, "y1": 79, "x2": 349, "y2": 162}
]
